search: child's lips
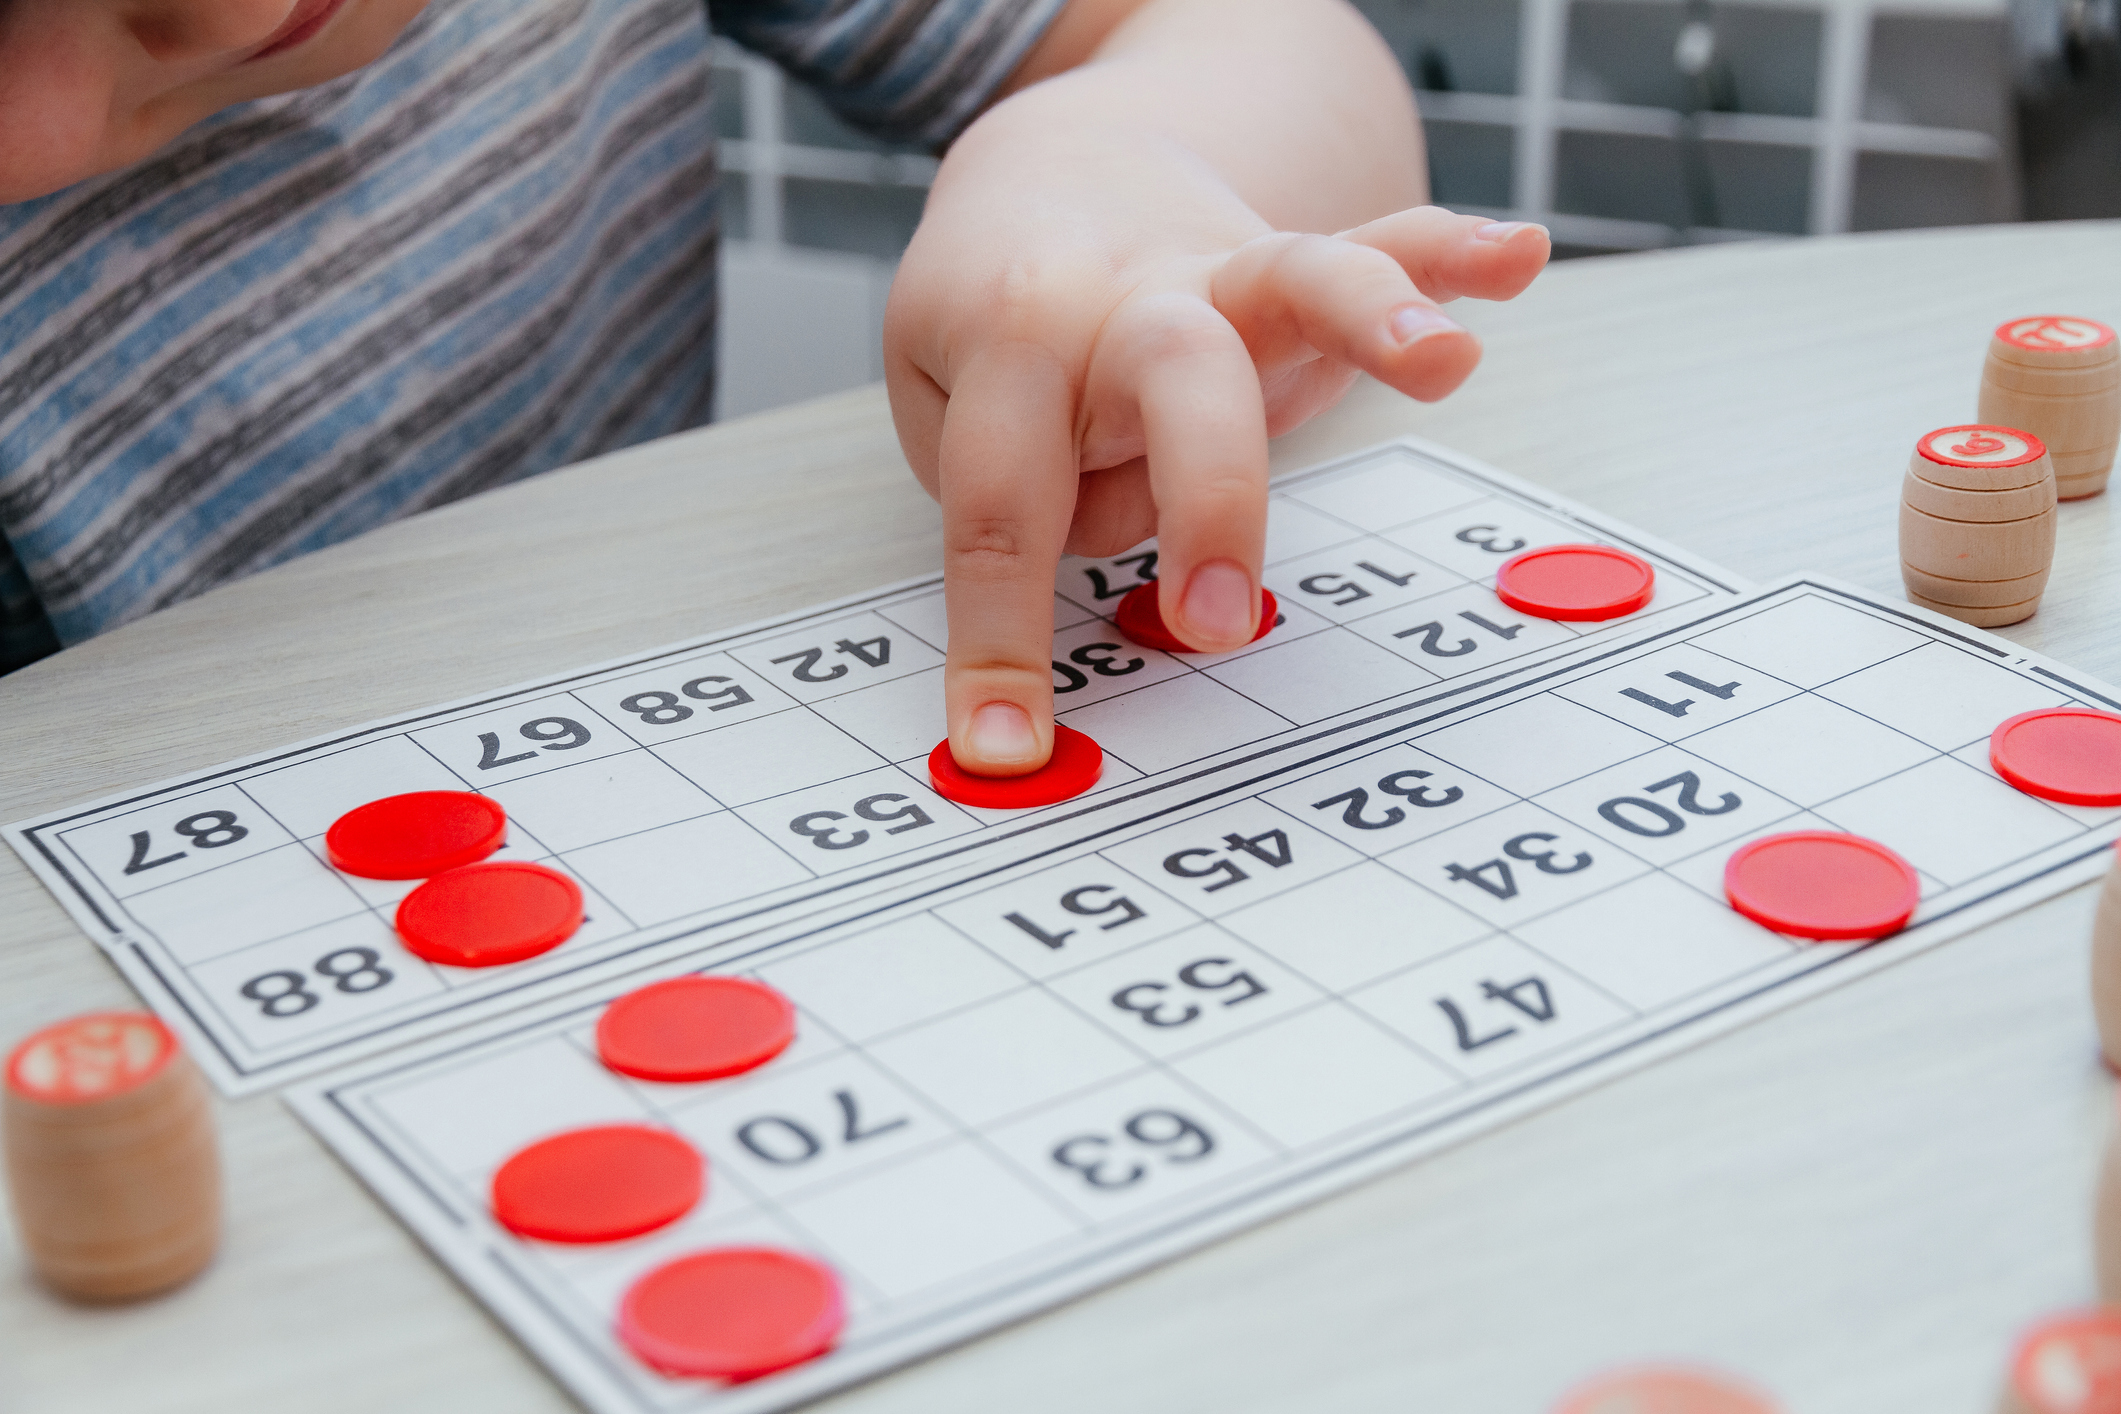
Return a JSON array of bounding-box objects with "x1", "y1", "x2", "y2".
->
[{"x1": 245, "y1": 0, "x2": 353, "y2": 63}]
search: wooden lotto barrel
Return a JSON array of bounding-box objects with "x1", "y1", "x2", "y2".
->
[
  {"x1": 1996, "y1": 1310, "x2": 2121, "y2": 1414},
  {"x1": 1899, "y1": 424, "x2": 2057, "y2": 627},
  {"x1": 1979, "y1": 314, "x2": 2120, "y2": 500},
  {"x1": 2097, "y1": 844, "x2": 2121, "y2": 1080},
  {"x1": 2099, "y1": 1028, "x2": 2121, "y2": 1305},
  {"x1": 1551, "y1": 1365, "x2": 1779, "y2": 1413},
  {"x1": 3, "y1": 1012, "x2": 220, "y2": 1301}
]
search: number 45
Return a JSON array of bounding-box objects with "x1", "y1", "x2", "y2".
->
[{"x1": 1163, "y1": 829, "x2": 1293, "y2": 892}]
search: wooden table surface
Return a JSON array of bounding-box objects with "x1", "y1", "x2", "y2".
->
[{"x1": 4, "y1": 221, "x2": 2120, "y2": 1414}]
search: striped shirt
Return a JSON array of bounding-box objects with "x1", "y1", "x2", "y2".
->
[{"x1": 0, "y1": 0, "x2": 1061, "y2": 670}]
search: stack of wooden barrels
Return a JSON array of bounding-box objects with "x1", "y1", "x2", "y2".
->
[{"x1": 1899, "y1": 315, "x2": 2121, "y2": 627}]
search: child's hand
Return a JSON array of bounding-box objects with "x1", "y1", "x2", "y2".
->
[{"x1": 885, "y1": 1, "x2": 1550, "y2": 776}]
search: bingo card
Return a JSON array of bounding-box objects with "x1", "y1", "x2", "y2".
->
[
  {"x1": 289, "y1": 571, "x2": 2121, "y2": 1414},
  {"x1": 6, "y1": 438, "x2": 1738, "y2": 1095}
]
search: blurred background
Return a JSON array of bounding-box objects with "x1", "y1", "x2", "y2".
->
[{"x1": 713, "y1": 0, "x2": 2121, "y2": 418}]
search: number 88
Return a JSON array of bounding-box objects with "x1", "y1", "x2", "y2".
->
[{"x1": 238, "y1": 947, "x2": 396, "y2": 1020}]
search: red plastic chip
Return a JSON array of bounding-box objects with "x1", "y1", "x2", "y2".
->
[
  {"x1": 1114, "y1": 582, "x2": 1280, "y2": 653},
  {"x1": 1552, "y1": 1365, "x2": 1780, "y2": 1414},
  {"x1": 596, "y1": 976, "x2": 797, "y2": 1083},
  {"x1": 618, "y1": 1247, "x2": 845, "y2": 1381},
  {"x1": 1723, "y1": 831, "x2": 1920, "y2": 941},
  {"x1": 1494, "y1": 543, "x2": 1656, "y2": 621},
  {"x1": 492, "y1": 1124, "x2": 704, "y2": 1243},
  {"x1": 1991, "y1": 708, "x2": 2121, "y2": 807},
  {"x1": 325, "y1": 791, "x2": 506, "y2": 879},
  {"x1": 396, "y1": 861, "x2": 583, "y2": 967},
  {"x1": 927, "y1": 723, "x2": 1105, "y2": 810},
  {"x1": 2007, "y1": 1310, "x2": 2121, "y2": 1414}
]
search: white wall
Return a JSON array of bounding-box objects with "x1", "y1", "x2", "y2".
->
[{"x1": 715, "y1": 241, "x2": 894, "y2": 420}]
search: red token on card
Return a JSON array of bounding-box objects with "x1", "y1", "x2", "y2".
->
[
  {"x1": 619, "y1": 1247, "x2": 846, "y2": 1381},
  {"x1": 325, "y1": 791, "x2": 506, "y2": 879},
  {"x1": 1114, "y1": 582, "x2": 1279, "y2": 653},
  {"x1": 928, "y1": 723, "x2": 1104, "y2": 809},
  {"x1": 396, "y1": 861, "x2": 583, "y2": 967},
  {"x1": 596, "y1": 976, "x2": 797, "y2": 1083},
  {"x1": 1723, "y1": 831, "x2": 1920, "y2": 941},
  {"x1": 1494, "y1": 544, "x2": 1656, "y2": 621},
  {"x1": 492, "y1": 1124, "x2": 703, "y2": 1243},
  {"x1": 1991, "y1": 708, "x2": 2121, "y2": 807}
]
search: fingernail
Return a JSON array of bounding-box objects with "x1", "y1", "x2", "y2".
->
[
  {"x1": 968, "y1": 701, "x2": 1038, "y2": 764},
  {"x1": 1389, "y1": 303, "x2": 1463, "y2": 345},
  {"x1": 1474, "y1": 220, "x2": 1547, "y2": 243},
  {"x1": 1180, "y1": 560, "x2": 1256, "y2": 646}
]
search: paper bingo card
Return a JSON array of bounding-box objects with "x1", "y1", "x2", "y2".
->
[
  {"x1": 290, "y1": 573, "x2": 2121, "y2": 1414},
  {"x1": 6, "y1": 437, "x2": 1740, "y2": 1094}
]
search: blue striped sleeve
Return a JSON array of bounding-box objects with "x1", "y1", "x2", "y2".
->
[{"x1": 709, "y1": 0, "x2": 1069, "y2": 146}]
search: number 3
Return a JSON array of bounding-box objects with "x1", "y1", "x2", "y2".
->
[{"x1": 1455, "y1": 524, "x2": 1527, "y2": 554}]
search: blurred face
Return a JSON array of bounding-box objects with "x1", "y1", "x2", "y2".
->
[{"x1": 0, "y1": 0, "x2": 431, "y2": 202}]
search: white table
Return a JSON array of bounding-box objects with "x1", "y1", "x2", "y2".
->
[{"x1": 4, "y1": 222, "x2": 2118, "y2": 1414}]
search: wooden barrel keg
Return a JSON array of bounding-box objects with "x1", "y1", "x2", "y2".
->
[
  {"x1": 1994, "y1": 1309, "x2": 2121, "y2": 1414},
  {"x1": 1551, "y1": 1367, "x2": 1779, "y2": 1413},
  {"x1": 1978, "y1": 314, "x2": 2121, "y2": 500},
  {"x1": 4, "y1": 1012, "x2": 220, "y2": 1301},
  {"x1": 1899, "y1": 424, "x2": 2057, "y2": 627}
]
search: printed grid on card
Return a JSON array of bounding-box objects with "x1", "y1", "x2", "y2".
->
[
  {"x1": 291, "y1": 577, "x2": 2121, "y2": 1414},
  {"x1": 7, "y1": 438, "x2": 1743, "y2": 1095}
]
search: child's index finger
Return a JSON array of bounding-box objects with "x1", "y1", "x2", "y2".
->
[{"x1": 933, "y1": 347, "x2": 1083, "y2": 777}]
